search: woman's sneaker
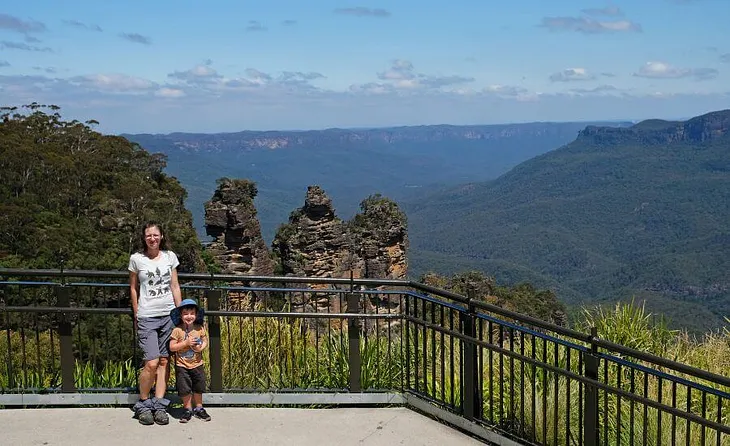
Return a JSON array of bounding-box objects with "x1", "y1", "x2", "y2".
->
[
  {"x1": 137, "y1": 409, "x2": 154, "y2": 425},
  {"x1": 193, "y1": 407, "x2": 211, "y2": 421},
  {"x1": 153, "y1": 409, "x2": 169, "y2": 425},
  {"x1": 179, "y1": 410, "x2": 192, "y2": 423}
]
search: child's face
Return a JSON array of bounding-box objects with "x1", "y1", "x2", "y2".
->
[{"x1": 181, "y1": 307, "x2": 197, "y2": 325}]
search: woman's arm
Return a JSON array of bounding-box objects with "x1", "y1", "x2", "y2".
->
[
  {"x1": 170, "y1": 267, "x2": 182, "y2": 307},
  {"x1": 129, "y1": 271, "x2": 139, "y2": 320}
]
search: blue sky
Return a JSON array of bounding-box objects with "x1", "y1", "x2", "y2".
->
[{"x1": 1, "y1": 1, "x2": 729, "y2": 133}]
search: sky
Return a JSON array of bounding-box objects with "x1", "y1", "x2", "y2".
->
[{"x1": 1, "y1": 0, "x2": 729, "y2": 134}]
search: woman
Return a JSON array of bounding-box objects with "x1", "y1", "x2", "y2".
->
[{"x1": 128, "y1": 222, "x2": 182, "y2": 425}]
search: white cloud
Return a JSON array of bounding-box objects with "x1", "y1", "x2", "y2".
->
[
  {"x1": 155, "y1": 87, "x2": 185, "y2": 98},
  {"x1": 119, "y1": 33, "x2": 152, "y2": 45},
  {"x1": 72, "y1": 74, "x2": 156, "y2": 93},
  {"x1": 541, "y1": 16, "x2": 641, "y2": 33},
  {"x1": 0, "y1": 13, "x2": 46, "y2": 34},
  {"x1": 377, "y1": 59, "x2": 416, "y2": 80},
  {"x1": 483, "y1": 85, "x2": 538, "y2": 101},
  {"x1": 372, "y1": 60, "x2": 474, "y2": 91},
  {"x1": 244, "y1": 68, "x2": 272, "y2": 83},
  {"x1": 581, "y1": 6, "x2": 624, "y2": 17},
  {"x1": 569, "y1": 85, "x2": 622, "y2": 96},
  {"x1": 246, "y1": 21, "x2": 267, "y2": 32},
  {"x1": 549, "y1": 68, "x2": 595, "y2": 82},
  {"x1": 63, "y1": 20, "x2": 102, "y2": 32},
  {"x1": 633, "y1": 61, "x2": 718, "y2": 80},
  {"x1": 0, "y1": 40, "x2": 53, "y2": 52},
  {"x1": 168, "y1": 64, "x2": 222, "y2": 84},
  {"x1": 1, "y1": 57, "x2": 728, "y2": 134},
  {"x1": 333, "y1": 8, "x2": 390, "y2": 18}
]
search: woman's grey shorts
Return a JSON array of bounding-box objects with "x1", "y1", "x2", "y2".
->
[{"x1": 137, "y1": 316, "x2": 174, "y2": 361}]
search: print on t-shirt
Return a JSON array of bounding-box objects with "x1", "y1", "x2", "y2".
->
[
  {"x1": 146, "y1": 266, "x2": 172, "y2": 298},
  {"x1": 180, "y1": 328, "x2": 200, "y2": 359}
]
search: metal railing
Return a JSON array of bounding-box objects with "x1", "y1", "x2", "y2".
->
[{"x1": 1, "y1": 268, "x2": 729, "y2": 445}]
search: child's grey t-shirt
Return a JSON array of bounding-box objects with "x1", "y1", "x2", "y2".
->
[{"x1": 128, "y1": 250, "x2": 180, "y2": 318}]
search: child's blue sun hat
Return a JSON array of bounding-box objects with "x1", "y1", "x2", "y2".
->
[{"x1": 170, "y1": 298, "x2": 205, "y2": 325}]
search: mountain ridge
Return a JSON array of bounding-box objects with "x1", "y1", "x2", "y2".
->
[
  {"x1": 404, "y1": 109, "x2": 730, "y2": 333},
  {"x1": 123, "y1": 120, "x2": 633, "y2": 153},
  {"x1": 578, "y1": 109, "x2": 730, "y2": 146}
]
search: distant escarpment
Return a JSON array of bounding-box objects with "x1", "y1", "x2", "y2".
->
[
  {"x1": 126, "y1": 121, "x2": 631, "y2": 153},
  {"x1": 578, "y1": 109, "x2": 730, "y2": 146}
]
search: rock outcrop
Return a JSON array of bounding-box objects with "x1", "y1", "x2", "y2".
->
[
  {"x1": 204, "y1": 178, "x2": 275, "y2": 278},
  {"x1": 272, "y1": 186, "x2": 408, "y2": 322},
  {"x1": 271, "y1": 185, "x2": 352, "y2": 279},
  {"x1": 272, "y1": 186, "x2": 408, "y2": 281},
  {"x1": 350, "y1": 194, "x2": 409, "y2": 281}
]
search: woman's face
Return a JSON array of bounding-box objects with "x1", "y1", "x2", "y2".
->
[{"x1": 144, "y1": 226, "x2": 162, "y2": 250}]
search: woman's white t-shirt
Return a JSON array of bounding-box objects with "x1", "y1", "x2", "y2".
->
[{"x1": 128, "y1": 250, "x2": 180, "y2": 318}]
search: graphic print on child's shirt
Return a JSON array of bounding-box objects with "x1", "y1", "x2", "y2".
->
[{"x1": 180, "y1": 328, "x2": 199, "y2": 359}]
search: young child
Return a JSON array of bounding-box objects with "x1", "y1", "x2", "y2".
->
[{"x1": 169, "y1": 298, "x2": 212, "y2": 423}]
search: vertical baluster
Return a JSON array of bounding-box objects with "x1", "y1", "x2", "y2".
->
[
  {"x1": 347, "y1": 283, "x2": 361, "y2": 393},
  {"x1": 616, "y1": 363, "x2": 622, "y2": 446},
  {"x1": 439, "y1": 304, "x2": 445, "y2": 403},
  {"x1": 685, "y1": 387, "x2": 691, "y2": 446},
  {"x1": 671, "y1": 381, "x2": 677, "y2": 446},
  {"x1": 532, "y1": 334, "x2": 537, "y2": 444},
  {"x1": 205, "y1": 288, "x2": 222, "y2": 392},
  {"x1": 629, "y1": 368, "x2": 635, "y2": 446}
]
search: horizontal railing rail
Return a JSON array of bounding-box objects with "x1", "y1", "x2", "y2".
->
[{"x1": 2, "y1": 268, "x2": 729, "y2": 445}]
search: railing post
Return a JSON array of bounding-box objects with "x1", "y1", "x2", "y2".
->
[
  {"x1": 460, "y1": 297, "x2": 480, "y2": 420},
  {"x1": 56, "y1": 285, "x2": 76, "y2": 393},
  {"x1": 347, "y1": 273, "x2": 361, "y2": 392},
  {"x1": 583, "y1": 327, "x2": 600, "y2": 446},
  {"x1": 205, "y1": 288, "x2": 223, "y2": 393}
]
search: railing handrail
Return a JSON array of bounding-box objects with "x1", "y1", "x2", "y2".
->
[
  {"x1": 0, "y1": 268, "x2": 411, "y2": 287},
  {"x1": 2, "y1": 268, "x2": 730, "y2": 389}
]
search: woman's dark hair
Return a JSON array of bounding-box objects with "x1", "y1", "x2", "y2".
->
[{"x1": 138, "y1": 221, "x2": 170, "y2": 253}]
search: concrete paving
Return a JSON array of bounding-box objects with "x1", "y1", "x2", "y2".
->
[{"x1": 1, "y1": 407, "x2": 486, "y2": 445}]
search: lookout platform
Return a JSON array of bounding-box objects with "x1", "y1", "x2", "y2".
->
[{"x1": 2, "y1": 407, "x2": 486, "y2": 445}]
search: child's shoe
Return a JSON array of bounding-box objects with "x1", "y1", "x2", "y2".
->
[
  {"x1": 193, "y1": 407, "x2": 211, "y2": 421},
  {"x1": 179, "y1": 409, "x2": 192, "y2": 423}
]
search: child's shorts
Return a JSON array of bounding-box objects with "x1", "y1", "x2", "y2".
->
[{"x1": 175, "y1": 365, "x2": 207, "y2": 396}]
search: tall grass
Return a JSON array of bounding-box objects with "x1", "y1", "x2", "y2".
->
[{"x1": 220, "y1": 315, "x2": 403, "y2": 390}]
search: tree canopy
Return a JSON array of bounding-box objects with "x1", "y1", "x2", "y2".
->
[{"x1": 0, "y1": 103, "x2": 202, "y2": 271}]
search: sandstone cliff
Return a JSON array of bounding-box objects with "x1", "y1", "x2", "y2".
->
[
  {"x1": 271, "y1": 186, "x2": 408, "y2": 323},
  {"x1": 271, "y1": 186, "x2": 408, "y2": 281},
  {"x1": 204, "y1": 178, "x2": 275, "y2": 279}
]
